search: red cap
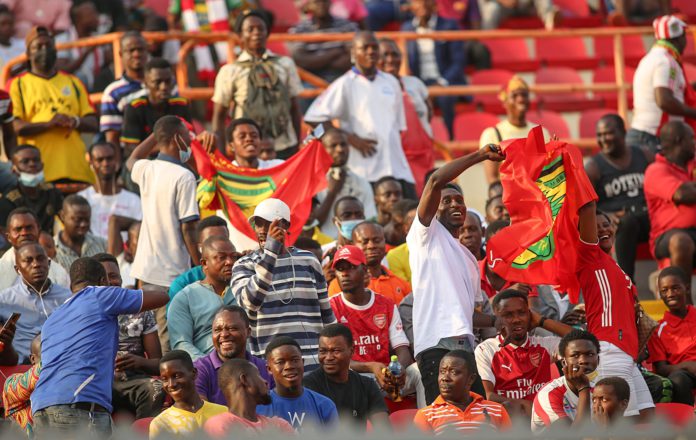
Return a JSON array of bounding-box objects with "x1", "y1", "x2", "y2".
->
[{"x1": 332, "y1": 245, "x2": 366, "y2": 268}]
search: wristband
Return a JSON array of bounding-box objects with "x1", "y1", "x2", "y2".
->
[
  {"x1": 538, "y1": 316, "x2": 548, "y2": 329},
  {"x1": 577, "y1": 386, "x2": 590, "y2": 393}
]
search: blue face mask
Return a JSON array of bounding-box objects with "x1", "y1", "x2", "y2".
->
[
  {"x1": 338, "y1": 219, "x2": 363, "y2": 240},
  {"x1": 19, "y1": 171, "x2": 44, "y2": 187},
  {"x1": 179, "y1": 146, "x2": 192, "y2": 163}
]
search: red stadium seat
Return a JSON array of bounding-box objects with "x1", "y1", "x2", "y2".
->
[
  {"x1": 535, "y1": 67, "x2": 597, "y2": 110},
  {"x1": 431, "y1": 116, "x2": 450, "y2": 142},
  {"x1": 594, "y1": 35, "x2": 646, "y2": 68},
  {"x1": 673, "y1": 0, "x2": 696, "y2": 18},
  {"x1": 536, "y1": 36, "x2": 597, "y2": 69},
  {"x1": 579, "y1": 108, "x2": 611, "y2": 139},
  {"x1": 684, "y1": 33, "x2": 696, "y2": 64},
  {"x1": 453, "y1": 112, "x2": 500, "y2": 142},
  {"x1": 529, "y1": 110, "x2": 570, "y2": 139},
  {"x1": 592, "y1": 65, "x2": 635, "y2": 106},
  {"x1": 267, "y1": 41, "x2": 290, "y2": 57},
  {"x1": 683, "y1": 62, "x2": 696, "y2": 84},
  {"x1": 554, "y1": 0, "x2": 591, "y2": 17},
  {"x1": 131, "y1": 417, "x2": 155, "y2": 434},
  {"x1": 655, "y1": 403, "x2": 695, "y2": 427},
  {"x1": 469, "y1": 69, "x2": 514, "y2": 111},
  {"x1": 388, "y1": 408, "x2": 419, "y2": 431},
  {"x1": 485, "y1": 38, "x2": 538, "y2": 71},
  {"x1": 260, "y1": 0, "x2": 300, "y2": 32}
]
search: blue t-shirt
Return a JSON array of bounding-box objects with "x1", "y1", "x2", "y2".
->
[
  {"x1": 31, "y1": 286, "x2": 143, "y2": 414},
  {"x1": 256, "y1": 388, "x2": 338, "y2": 430},
  {"x1": 168, "y1": 265, "x2": 204, "y2": 309}
]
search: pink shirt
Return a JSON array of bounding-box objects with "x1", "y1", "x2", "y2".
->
[
  {"x1": 2, "y1": 0, "x2": 71, "y2": 37},
  {"x1": 204, "y1": 412, "x2": 294, "y2": 437},
  {"x1": 330, "y1": 0, "x2": 367, "y2": 23}
]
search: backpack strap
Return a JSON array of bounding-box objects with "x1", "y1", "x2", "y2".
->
[{"x1": 493, "y1": 126, "x2": 503, "y2": 143}]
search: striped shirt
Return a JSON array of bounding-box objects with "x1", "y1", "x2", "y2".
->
[
  {"x1": 231, "y1": 237, "x2": 336, "y2": 371},
  {"x1": 414, "y1": 393, "x2": 511, "y2": 435},
  {"x1": 531, "y1": 376, "x2": 580, "y2": 431},
  {"x1": 99, "y1": 75, "x2": 145, "y2": 133}
]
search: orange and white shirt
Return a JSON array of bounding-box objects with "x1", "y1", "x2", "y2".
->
[{"x1": 413, "y1": 392, "x2": 511, "y2": 435}]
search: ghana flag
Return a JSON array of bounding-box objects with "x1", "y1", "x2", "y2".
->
[
  {"x1": 486, "y1": 126, "x2": 597, "y2": 303},
  {"x1": 192, "y1": 139, "x2": 333, "y2": 245}
]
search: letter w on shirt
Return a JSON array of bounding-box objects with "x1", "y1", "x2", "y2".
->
[{"x1": 288, "y1": 411, "x2": 306, "y2": 428}]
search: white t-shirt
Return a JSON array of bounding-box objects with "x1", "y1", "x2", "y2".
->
[
  {"x1": 402, "y1": 75, "x2": 432, "y2": 137},
  {"x1": 479, "y1": 120, "x2": 550, "y2": 149},
  {"x1": 77, "y1": 186, "x2": 142, "y2": 240},
  {"x1": 130, "y1": 158, "x2": 199, "y2": 287},
  {"x1": 406, "y1": 215, "x2": 482, "y2": 357},
  {"x1": 316, "y1": 167, "x2": 376, "y2": 238},
  {"x1": 0, "y1": 38, "x2": 25, "y2": 70},
  {"x1": 305, "y1": 69, "x2": 414, "y2": 183},
  {"x1": 632, "y1": 45, "x2": 686, "y2": 135}
]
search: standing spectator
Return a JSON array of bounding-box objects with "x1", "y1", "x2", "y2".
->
[
  {"x1": 53, "y1": 195, "x2": 107, "y2": 271},
  {"x1": 479, "y1": 76, "x2": 549, "y2": 183},
  {"x1": 0, "y1": 243, "x2": 71, "y2": 363},
  {"x1": 585, "y1": 114, "x2": 653, "y2": 280},
  {"x1": 231, "y1": 198, "x2": 336, "y2": 372},
  {"x1": 592, "y1": 377, "x2": 631, "y2": 428},
  {"x1": 149, "y1": 350, "x2": 228, "y2": 438},
  {"x1": 304, "y1": 324, "x2": 390, "y2": 430},
  {"x1": 459, "y1": 211, "x2": 484, "y2": 259},
  {"x1": 0, "y1": 208, "x2": 69, "y2": 291},
  {"x1": 305, "y1": 31, "x2": 415, "y2": 195},
  {"x1": 126, "y1": 115, "x2": 201, "y2": 351},
  {"x1": 78, "y1": 142, "x2": 142, "y2": 241},
  {"x1": 401, "y1": 0, "x2": 465, "y2": 138},
  {"x1": 413, "y1": 350, "x2": 512, "y2": 433},
  {"x1": 372, "y1": 176, "x2": 403, "y2": 226},
  {"x1": 384, "y1": 199, "x2": 419, "y2": 247},
  {"x1": 408, "y1": 145, "x2": 503, "y2": 404},
  {"x1": 212, "y1": 10, "x2": 302, "y2": 159},
  {"x1": 100, "y1": 32, "x2": 149, "y2": 147},
  {"x1": 10, "y1": 26, "x2": 98, "y2": 185},
  {"x1": 0, "y1": 0, "x2": 70, "y2": 38},
  {"x1": 644, "y1": 121, "x2": 696, "y2": 277},
  {"x1": 30, "y1": 257, "x2": 169, "y2": 437},
  {"x1": 0, "y1": 145, "x2": 62, "y2": 233},
  {"x1": 168, "y1": 236, "x2": 239, "y2": 360},
  {"x1": 290, "y1": 0, "x2": 357, "y2": 82},
  {"x1": 257, "y1": 336, "x2": 338, "y2": 429},
  {"x1": 647, "y1": 266, "x2": 696, "y2": 405},
  {"x1": 314, "y1": 127, "x2": 376, "y2": 239},
  {"x1": 0, "y1": 6, "x2": 24, "y2": 70},
  {"x1": 484, "y1": 195, "x2": 509, "y2": 224},
  {"x1": 1, "y1": 334, "x2": 41, "y2": 437},
  {"x1": 38, "y1": 230, "x2": 55, "y2": 259},
  {"x1": 386, "y1": 202, "x2": 417, "y2": 283},
  {"x1": 480, "y1": 0, "x2": 558, "y2": 30},
  {"x1": 629, "y1": 15, "x2": 694, "y2": 152},
  {"x1": 194, "y1": 306, "x2": 273, "y2": 406}
]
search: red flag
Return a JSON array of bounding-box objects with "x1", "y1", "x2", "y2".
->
[
  {"x1": 400, "y1": 92, "x2": 434, "y2": 195},
  {"x1": 486, "y1": 126, "x2": 598, "y2": 303},
  {"x1": 192, "y1": 140, "x2": 333, "y2": 245}
]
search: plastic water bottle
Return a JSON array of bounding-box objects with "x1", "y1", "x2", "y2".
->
[{"x1": 388, "y1": 355, "x2": 403, "y2": 402}]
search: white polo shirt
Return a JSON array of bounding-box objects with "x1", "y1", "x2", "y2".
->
[
  {"x1": 406, "y1": 215, "x2": 481, "y2": 357},
  {"x1": 631, "y1": 45, "x2": 686, "y2": 135},
  {"x1": 130, "y1": 156, "x2": 199, "y2": 287},
  {"x1": 305, "y1": 69, "x2": 414, "y2": 183}
]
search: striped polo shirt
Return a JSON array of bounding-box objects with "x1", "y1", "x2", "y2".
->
[{"x1": 414, "y1": 393, "x2": 511, "y2": 435}]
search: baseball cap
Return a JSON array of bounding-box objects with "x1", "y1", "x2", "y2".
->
[
  {"x1": 250, "y1": 198, "x2": 290, "y2": 225},
  {"x1": 332, "y1": 245, "x2": 367, "y2": 268},
  {"x1": 653, "y1": 15, "x2": 687, "y2": 40}
]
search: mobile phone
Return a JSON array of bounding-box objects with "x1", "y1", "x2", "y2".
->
[{"x1": 1, "y1": 313, "x2": 21, "y2": 331}]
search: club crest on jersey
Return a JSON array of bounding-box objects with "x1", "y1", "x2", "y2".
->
[
  {"x1": 340, "y1": 316, "x2": 348, "y2": 324},
  {"x1": 373, "y1": 314, "x2": 387, "y2": 329},
  {"x1": 529, "y1": 352, "x2": 542, "y2": 367},
  {"x1": 62, "y1": 86, "x2": 71, "y2": 96}
]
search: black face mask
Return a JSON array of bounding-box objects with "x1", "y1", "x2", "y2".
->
[{"x1": 32, "y1": 47, "x2": 57, "y2": 71}]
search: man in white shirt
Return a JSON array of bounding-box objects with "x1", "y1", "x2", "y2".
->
[
  {"x1": 305, "y1": 31, "x2": 415, "y2": 197},
  {"x1": 407, "y1": 143, "x2": 503, "y2": 404},
  {"x1": 628, "y1": 15, "x2": 696, "y2": 152},
  {"x1": 78, "y1": 141, "x2": 141, "y2": 241},
  {"x1": 0, "y1": 7, "x2": 24, "y2": 71}
]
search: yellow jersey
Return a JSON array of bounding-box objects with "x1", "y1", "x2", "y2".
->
[{"x1": 149, "y1": 401, "x2": 228, "y2": 438}]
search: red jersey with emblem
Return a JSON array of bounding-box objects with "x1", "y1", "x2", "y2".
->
[
  {"x1": 474, "y1": 335, "x2": 560, "y2": 401},
  {"x1": 329, "y1": 290, "x2": 410, "y2": 365},
  {"x1": 576, "y1": 240, "x2": 638, "y2": 358}
]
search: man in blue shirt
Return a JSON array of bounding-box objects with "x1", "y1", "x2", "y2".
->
[
  {"x1": 30, "y1": 257, "x2": 169, "y2": 437},
  {"x1": 0, "y1": 242, "x2": 71, "y2": 364},
  {"x1": 257, "y1": 336, "x2": 338, "y2": 430}
]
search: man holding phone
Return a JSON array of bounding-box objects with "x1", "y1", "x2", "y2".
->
[{"x1": 0, "y1": 312, "x2": 20, "y2": 365}]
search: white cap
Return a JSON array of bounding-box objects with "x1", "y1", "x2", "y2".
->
[{"x1": 250, "y1": 198, "x2": 291, "y2": 224}]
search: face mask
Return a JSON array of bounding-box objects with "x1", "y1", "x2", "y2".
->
[
  {"x1": 176, "y1": 135, "x2": 192, "y2": 162},
  {"x1": 19, "y1": 171, "x2": 44, "y2": 187},
  {"x1": 338, "y1": 219, "x2": 363, "y2": 240}
]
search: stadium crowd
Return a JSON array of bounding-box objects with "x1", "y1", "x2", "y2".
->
[{"x1": 0, "y1": 0, "x2": 695, "y2": 439}]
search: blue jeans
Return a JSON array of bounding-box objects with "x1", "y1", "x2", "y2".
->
[
  {"x1": 625, "y1": 128, "x2": 660, "y2": 153},
  {"x1": 33, "y1": 405, "x2": 112, "y2": 439}
]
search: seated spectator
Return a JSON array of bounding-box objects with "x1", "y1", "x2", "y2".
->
[
  {"x1": 305, "y1": 31, "x2": 415, "y2": 195},
  {"x1": 0, "y1": 242, "x2": 71, "y2": 364},
  {"x1": 585, "y1": 114, "x2": 653, "y2": 280},
  {"x1": 231, "y1": 198, "x2": 336, "y2": 372},
  {"x1": 0, "y1": 6, "x2": 25, "y2": 70},
  {"x1": 304, "y1": 324, "x2": 389, "y2": 430},
  {"x1": 2, "y1": 0, "x2": 70, "y2": 38},
  {"x1": 480, "y1": 0, "x2": 558, "y2": 30},
  {"x1": 257, "y1": 336, "x2": 338, "y2": 429},
  {"x1": 194, "y1": 305, "x2": 273, "y2": 406},
  {"x1": 372, "y1": 176, "x2": 403, "y2": 227},
  {"x1": 204, "y1": 358, "x2": 293, "y2": 437},
  {"x1": 647, "y1": 266, "x2": 696, "y2": 405},
  {"x1": 474, "y1": 289, "x2": 572, "y2": 417},
  {"x1": 168, "y1": 236, "x2": 239, "y2": 360},
  {"x1": 224, "y1": 118, "x2": 284, "y2": 168},
  {"x1": 10, "y1": 26, "x2": 98, "y2": 185},
  {"x1": 0, "y1": 208, "x2": 69, "y2": 291},
  {"x1": 479, "y1": 76, "x2": 549, "y2": 183},
  {"x1": 1, "y1": 334, "x2": 41, "y2": 436},
  {"x1": 314, "y1": 127, "x2": 376, "y2": 239},
  {"x1": 0, "y1": 145, "x2": 63, "y2": 233},
  {"x1": 364, "y1": 0, "x2": 405, "y2": 30},
  {"x1": 330, "y1": 0, "x2": 367, "y2": 27},
  {"x1": 385, "y1": 199, "x2": 419, "y2": 247},
  {"x1": 484, "y1": 195, "x2": 509, "y2": 224},
  {"x1": 459, "y1": 211, "x2": 484, "y2": 260},
  {"x1": 38, "y1": 230, "x2": 55, "y2": 259},
  {"x1": 531, "y1": 330, "x2": 600, "y2": 431},
  {"x1": 328, "y1": 222, "x2": 411, "y2": 305},
  {"x1": 414, "y1": 350, "x2": 511, "y2": 433},
  {"x1": 258, "y1": 139, "x2": 277, "y2": 161},
  {"x1": 401, "y1": 0, "x2": 466, "y2": 138},
  {"x1": 116, "y1": 221, "x2": 139, "y2": 289},
  {"x1": 322, "y1": 195, "x2": 367, "y2": 252},
  {"x1": 94, "y1": 253, "x2": 164, "y2": 419},
  {"x1": 593, "y1": 377, "x2": 630, "y2": 428},
  {"x1": 149, "y1": 350, "x2": 228, "y2": 438},
  {"x1": 212, "y1": 10, "x2": 302, "y2": 159},
  {"x1": 78, "y1": 142, "x2": 142, "y2": 241},
  {"x1": 385, "y1": 201, "x2": 418, "y2": 283},
  {"x1": 294, "y1": 237, "x2": 323, "y2": 262},
  {"x1": 31, "y1": 257, "x2": 169, "y2": 436},
  {"x1": 644, "y1": 121, "x2": 696, "y2": 277},
  {"x1": 53, "y1": 195, "x2": 107, "y2": 271},
  {"x1": 290, "y1": 0, "x2": 357, "y2": 82}
]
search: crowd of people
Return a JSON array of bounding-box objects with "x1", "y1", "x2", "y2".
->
[{"x1": 0, "y1": 0, "x2": 694, "y2": 439}]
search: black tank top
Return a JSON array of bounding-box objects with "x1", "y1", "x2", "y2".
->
[{"x1": 591, "y1": 146, "x2": 649, "y2": 213}]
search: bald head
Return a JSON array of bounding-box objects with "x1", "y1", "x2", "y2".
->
[
  {"x1": 201, "y1": 236, "x2": 238, "y2": 285},
  {"x1": 353, "y1": 30, "x2": 377, "y2": 46},
  {"x1": 352, "y1": 221, "x2": 386, "y2": 266},
  {"x1": 660, "y1": 121, "x2": 689, "y2": 147},
  {"x1": 660, "y1": 121, "x2": 695, "y2": 165},
  {"x1": 201, "y1": 236, "x2": 235, "y2": 258}
]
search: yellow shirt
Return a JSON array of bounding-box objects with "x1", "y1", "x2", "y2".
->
[
  {"x1": 386, "y1": 242, "x2": 411, "y2": 284},
  {"x1": 478, "y1": 120, "x2": 550, "y2": 149},
  {"x1": 149, "y1": 401, "x2": 227, "y2": 438},
  {"x1": 9, "y1": 71, "x2": 95, "y2": 183}
]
